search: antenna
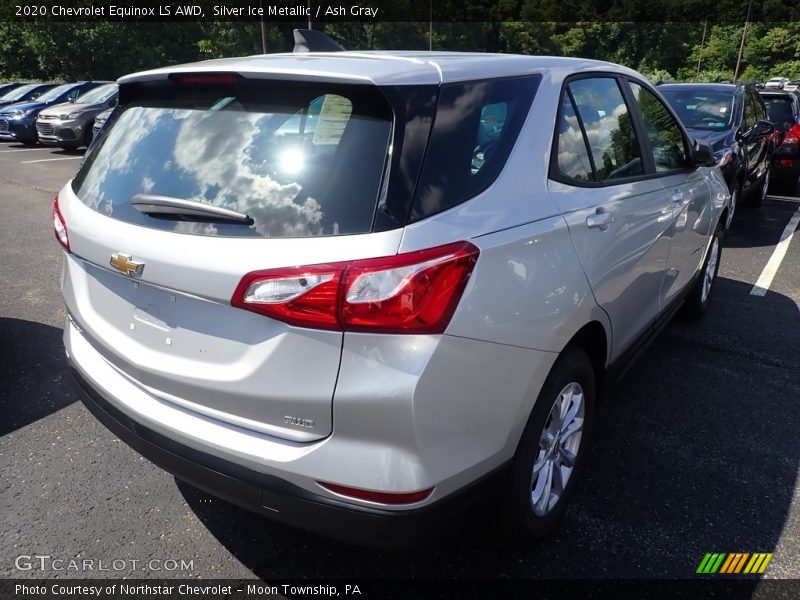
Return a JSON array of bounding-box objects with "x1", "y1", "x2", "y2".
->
[{"x1": 292, "y1": 29, "x2": 345, "y2": 53}]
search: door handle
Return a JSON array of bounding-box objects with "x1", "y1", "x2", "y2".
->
[{"x1": 586, "y1": 210, "x2": 613, "y2": 230}]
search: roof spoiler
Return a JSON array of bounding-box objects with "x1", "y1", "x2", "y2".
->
[{"x1": 292, "y1": 29, "x2": 345, "y2": 53}]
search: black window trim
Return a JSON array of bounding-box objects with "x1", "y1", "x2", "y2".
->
[{"x1": 566, "y1": 87, "x2": 598, "y2": 181}]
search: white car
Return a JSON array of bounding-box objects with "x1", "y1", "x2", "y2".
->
[
  {"x1": 765, "y1": 77, "x2": 791, "y2": 90},
  {"x1": 58, "y1": 34, "x2": 730, "y2": 546}
]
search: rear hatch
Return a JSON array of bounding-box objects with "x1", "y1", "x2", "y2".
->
[{"x1": 61, "y1": 73, "x2": 434, "y2": 442}]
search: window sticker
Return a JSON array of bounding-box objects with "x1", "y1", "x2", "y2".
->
[{"x1": 313, "y1": 94, "x2": 353, "y2": 145}]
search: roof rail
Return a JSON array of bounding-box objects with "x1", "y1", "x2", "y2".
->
[{"x1": 292, "y1": 29, "x2": 345, "y2": 53}]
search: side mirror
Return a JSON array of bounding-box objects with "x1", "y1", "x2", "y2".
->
[
  {"x1": 692, "y1": 140, "x2": 716, "y2": 167},
  {"x1": 738, "y1": 120, "x2": 775, "y2": 144},
  {"x1": 753, "y1": 119, "x2": 775, "y2": 138}
]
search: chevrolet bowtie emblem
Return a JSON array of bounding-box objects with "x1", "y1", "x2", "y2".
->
[{"x1": 110, "y1": 253, "x2": 144, "y2": 277}]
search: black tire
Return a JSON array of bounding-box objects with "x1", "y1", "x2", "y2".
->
[
  {"x1": 749, "y1": 168, "x2": 770, "y2": 207},
  {"x1": 724, "y1": 181, "x2": 740, "y2": 232},
  {"x1": 782, "y1": 174, "x2": 800, "y2": 197},
  {"x1": 497, "y1": 346, "x2": 596, "y2": 543},
  {"x1": 683, "y1": 223, "x2": 723, "y2": 319}
]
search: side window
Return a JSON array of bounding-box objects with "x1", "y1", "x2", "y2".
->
[
  {"x1": 744, "y1": 93, "x2": 760, "y2": 130},
  {"x1": 752, "y1": 92, "x2": 767, "y2": 122},
  {"x1": 568, "y1": 77, "x2": 644, "y2": 181},
  {"x1": 473, "y1": 102, "x2": 508, "y2": 174},
  {"x1": 411, "y1": 75, "x2": 540, "y2": 221},
  {"x1": 67, "y1": 89, "x2": 80, "y2": 102},
  {"x1": 556, "y1": 93, "x2": 595, "y2": 181},
  {"x1": 629, "y1": 82, "x2": 690, "y2": 172}
]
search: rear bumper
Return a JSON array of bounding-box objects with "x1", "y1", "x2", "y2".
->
[
  {"x1": 772, "y1": 149, "x2": 800, "y2": 180},
  {"x1": 69, "y1": 366, "x2": 508, "y2": 547}
]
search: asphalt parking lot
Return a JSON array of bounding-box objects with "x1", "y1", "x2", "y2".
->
[{"x1": 1, "y1": 141, "x2": 799, "y2": 584}]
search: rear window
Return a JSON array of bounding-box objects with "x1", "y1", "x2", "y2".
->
[
  {"x1": 762, "y1": 96, "x2": 795, "y2": 130},
  {"x1": 410, "y1": 75, "x2": 540, "y2": 222},
  {"x1": 660, "y1": 89, "x2": 736, "y2": 131},
  {"x1": 72, "y1": 80, "x2": 393, "y2": 238},
  {"x1": 1, "y1": 84, "x2": 39, "y2": 102}
]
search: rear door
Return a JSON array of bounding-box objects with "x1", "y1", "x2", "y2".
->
[
  {"x1": 61, "y1": 76, "x2": 403, "y2": 442},
  {"x1": 625, "y1": 79, "x2": 712, "y2": 303},
  {"x1": 549, "y1": 75, "x2": 673, "y2": 356}
]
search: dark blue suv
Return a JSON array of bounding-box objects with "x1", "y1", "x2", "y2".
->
[
  {"x1": 659, "y1": 83, "x2": 776, "y2": 230},
  {"x1": 0, "y1": 81, "x2": 108, "y2": 145}
]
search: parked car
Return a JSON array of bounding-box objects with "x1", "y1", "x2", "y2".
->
[
  {"x1": 91, "y1": 108, "x2": 113, "y2": 140},
  {"x1": 783, "y1": 80, "x2": 800, "y2": 92},
  {"x1": 58, "y1": 42, "x2": 729, "y2": 547},
  {"x1": 37, "y1": 83, "x2": 118, "y2": 149},
  {"x1": 765, "y1": 77, "x2": 790, "y2": 90},
  {"x1": 760, "y1": 89, "x2": 800, "y2": 193},
  {"x1": 0, "y1": 81, "x2": 108, "y2": 144},
  {"x1": 0, "y1": 82, "x2": 23, "y2": 96},
  {"x1": 659, "y1": 83, "x2": 775, "y2": 227},
  {"x1": 0, "y1": 83, "x2": 58, "y2": 110}
]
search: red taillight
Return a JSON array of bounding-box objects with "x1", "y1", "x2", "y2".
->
[
  {"x1": 232, "y1": 265, "x2": 343, "y2": 330},
  {"x1": 52, "y1": 194, "x2": 70, "y2": 252},
  {"x1": 782, "y1": 123, "x2": 800, "y2": 144},
  {"x1": 318, "y1": 481, "x2": 434, "y2": 505},
  {"x1": 170, "y1": 73, "x2": 240, "y2": 85},
  {"x1": 231, "y1": 241, "x2": 480, "y2": 334},
  {"x1": 777, "y1": 157, "x2": 795, "y2": 168}
]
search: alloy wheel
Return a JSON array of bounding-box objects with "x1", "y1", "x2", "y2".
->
[
  {"x1": 531, "y1": 382, "x2": 584, "y2": 517},
  {"x1": 701, "y1": 236, "x2": 720, "y2": 303},
  {"x1": 726, "y1": 187, "x2": 737, "y2": 230}
]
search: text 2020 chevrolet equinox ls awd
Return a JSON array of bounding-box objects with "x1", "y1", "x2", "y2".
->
[{"x1": 57, "y1": 46, "x2": 730, "y2": 546}]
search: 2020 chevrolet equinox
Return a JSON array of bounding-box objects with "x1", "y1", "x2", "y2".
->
[{"x1": 58, "y1": 42, "x2": 730, "y2": 546}]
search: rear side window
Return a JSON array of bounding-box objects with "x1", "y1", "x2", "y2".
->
[
  {"x1": 568, "y1": 78, "x2": 643, "y2": 181},
  {"x1": 72, "y1": 81, "x2": 393, "y2": 238},
  {"x1": 410, "y1": 75, "x2": 539, "y2": 222},
  {"x1": 556, "y1": 93, "x2": 595, "y2": 181},
  {"x1": 744, "y1": 92, "x2": 762, "y2": 130}
]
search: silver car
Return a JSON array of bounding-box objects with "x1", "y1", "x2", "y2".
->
[
  {"x1": 37, "y1": 83, "x2": 118, "y2": 149},
  {"x1": 57, "y1": 50, "x2": 729, "y2": 546}
]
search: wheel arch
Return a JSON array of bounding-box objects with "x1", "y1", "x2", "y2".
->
[{"x1": 562, "y1": 320, "x2": 609, "y2": 398}]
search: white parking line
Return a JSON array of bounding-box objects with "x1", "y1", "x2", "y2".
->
[
  {"x1": 751, "y1": 206, "x2": 800, "y2": 297},
  {"x1": 0, "y1": 147, "x2": 54, "y2": 153},
  {"x1": 20, "y1": 156, "x2": 82, "y2": 164}
]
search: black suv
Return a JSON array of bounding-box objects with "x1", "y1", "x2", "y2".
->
[
  {"x1": 759, "y1": 89, "x2": 800, "y2": 194},
  {"x1": 659, "y1": 83, "x2": 775, "y2": 229}
]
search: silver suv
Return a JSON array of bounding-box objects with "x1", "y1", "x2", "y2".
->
[{"x1": 57, "y1": 48, "x2": 729, "y2": 546}]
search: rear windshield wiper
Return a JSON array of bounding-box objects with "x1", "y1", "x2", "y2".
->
[{"x1": 130, "y1": 193, "x2": 254, "y2": 225}]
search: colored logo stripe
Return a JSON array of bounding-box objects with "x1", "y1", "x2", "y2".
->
[
  {"x1": 697, "y1": 552, "x2": 773, "y2": 574},
  {"x1": 744, "y1": 553, "x2": 773, "y2": 574},
  {"x1": 697, "y1": 553, "x2": 726, "y2": 574},
  {"x1": 719, "y1": 553, "x2": 749, "y2": 573}
]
